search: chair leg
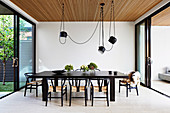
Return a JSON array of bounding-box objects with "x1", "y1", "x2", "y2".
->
[
  {"x1": 69, "y1": 86, "x2": 72, "y2": 106},
  {"x1": 129, "y1": 84, "x2": 131, "y2": 92},
  {"x1": 36, "y1": 83, "x2": 38, "y2": 97},
  {"x1": 106, "y1": 87, "x2": 109, "y2": 107},
  {"x1": 85, "y1": 88, "x2": 87, "y2": 106},
  {"x1": 65, "y1": 87, "x2": 67, "y2": 101},
  {"x1": 90, "y1": 88, "x2": 92, "y2": 100},
  {"x1": 61, "y1": 88, "x2": 63, "y2": 106},
  {"x1": 30, "y1": 84, "x2": 32, "y2": 93},
  {"x1": 119, "y1": 80, "x2": 121, "y2": 93},
  {"x1": 126, "y1": 83, "x2": 128, "y2": 97},
  {"x1": 49, "y1": 92, "x2": 51, "y2": 101},
  {"x1": 136, "y1": 85, "x2": 139, "y2": 96},
  {"x1": 91, "y1": 88, "x2": 94, "y2": 106},
  {"x1": 24, "y1": 85, "x2": 27, "y2": 96}
]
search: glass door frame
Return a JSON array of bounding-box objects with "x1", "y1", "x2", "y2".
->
[
  {"x1": 135, "y1": 2, "x2": 170, "y2": 88},
  {"x1": 17, "y1": 15, "x2": 36, "y2": 89},
  {"x1": 0, "y1": 1, "x2": 36, "y2": 93},
  {"x1": 135, "y1": 18, "x2": 151, "y2": 88}
]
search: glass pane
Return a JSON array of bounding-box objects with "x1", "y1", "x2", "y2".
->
[
  {"x1": 0, "y1": 15, "x2": 14, "y2": 97},
  {"x1": 19, "y1": 18, "x2": 33, "y2": 88},
  {"x1": 137, "y1": 22, "x2": 146, "y2": 84},
  {"x1": 151, "y1": 7, "x2": 170, "y2": 96}
]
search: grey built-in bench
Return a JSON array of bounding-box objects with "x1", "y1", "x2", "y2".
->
[{"x1": 158, "y1": 73, "x2": 170, "y2": 82}]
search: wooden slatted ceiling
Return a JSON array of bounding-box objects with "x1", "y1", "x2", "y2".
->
[
  {"x1": 10, "y1": 0, "x2": 162, "y2": 22},
  {"x1": 152, "y1": 7, "x2": 170, "y2": 26}
]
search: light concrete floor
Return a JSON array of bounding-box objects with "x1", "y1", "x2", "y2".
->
[
  {"x1": 0, "y1": 80, "x2": 170, "y2": 113},
  {"x1": 0, "y1": 92, "x2": 11, "y2": 97},
  {"x1": 152, "y1": 80, "x2": 170, "y2": 96}
]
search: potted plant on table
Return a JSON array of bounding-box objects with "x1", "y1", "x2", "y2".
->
[
  {"x1": 65, "y1": 64, "x2": 73, "y2": 72},
  {"x1": 80, "y1": 65, "x2": 89, "y2": 72},
  {"x1": 88, "y1": 62, "x2": 98, "y2": 71}
]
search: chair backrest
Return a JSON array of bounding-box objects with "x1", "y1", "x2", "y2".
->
[
  {"x1": 128, "y1": 71, "x2": 135, "y2": 82},
  {"x1": 131, "y1": 71, "x2": 141, "y2": 86},
  {"x1": 24, "y1": 73, "x2": 36, "y2": 82}
]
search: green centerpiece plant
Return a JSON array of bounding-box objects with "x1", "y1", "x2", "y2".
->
[
  {"x1": 88, "y1": 62, "x2": 98, "y2": 70},
  {"x1": 80, "y1": 65, "x2": 89, "y2": 72},
  {"x1": 65, "y1": 64, "x2": 73, "y2": 72}
]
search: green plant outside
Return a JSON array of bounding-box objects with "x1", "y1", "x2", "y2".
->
[
  {"x1": 0, "y1": 82, "x2": 13, "y2": 92},
  {"x1": 0, "y1": 15, "x2": 14, "y2": 61}
]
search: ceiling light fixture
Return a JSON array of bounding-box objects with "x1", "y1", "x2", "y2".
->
[
  {"x1": 98, "y1": 0, "x2": 117, "y2": 54},
  {"x1": 59, "y1": 0, "x2": 117, "y2": 54},
  {"x1": 59, "y1": 3, "x2": 67, "y2": 44}
]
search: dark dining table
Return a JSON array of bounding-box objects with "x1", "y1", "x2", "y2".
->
[{"x1": 29, "y1": 71, "x2": 128, "y2": 101}]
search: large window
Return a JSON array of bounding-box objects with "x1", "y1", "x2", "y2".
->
[
  {"x1": 0, "y1": 1, "x2": 36, "y2": 98},
  {"x1": 136, "y1": 22, "x2": 146, "y2": 85},
  {"x1": 151, "y1": 6, "x2": 170, "y2": 96},
  {"x1": 135, "y1": 2, "x2": 170, "y2": 96},
  {"x1": 19, "y1": 18, "x2": 34, "y2": 88}
]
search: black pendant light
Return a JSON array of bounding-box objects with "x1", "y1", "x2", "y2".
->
[
  {"x1": 98, "y1": 46, "x2": 106, "y2": 54},
  {"x1": 60, "y1": 31, "x2": 67, "y2": 38},
  {"x1": 98, "y1": 3, "x2": 105, "y2": 54},
  {"x1": 98, "y1": 0, "x2": 117, "y2": 54},
  {"x1": 108, "y1": 0, "x2": 117, "y2": 45},
  {"x1": 108, "y1": 36, "x2": 117, "y2": 44},
  {"x1": 59, "y1": 0, "x2": 117, "y2": 53},
  {"x1": 59, "y1": 3, "x2": 67, "y2": 44}
]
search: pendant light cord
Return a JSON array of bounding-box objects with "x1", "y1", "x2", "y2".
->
[
  {"x1": 101, "y1": 6, "x2": 104, "y2": 47},
  {"x1": 67, "y1": 2, "x2": 100, "y2": 45},
  {"x1": 59, "y1": 3, "x2": 66, "y2": 44},
  {"x1": 113, "y1": 0, "x2": 115, "y2": 37},
  {"x1": 67, "y1": 21, "x2": 99, "y2": 44},
  {"x1": 106, "y1": 0, "x2": 115, "y2": 52}
]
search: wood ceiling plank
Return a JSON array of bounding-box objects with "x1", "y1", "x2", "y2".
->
[
  {"x1": 152, "y1": 7, "x2": 170, "y2": 26},
  {"x1": 10, "y1": 0, "x2": 163, "y2": 22}
]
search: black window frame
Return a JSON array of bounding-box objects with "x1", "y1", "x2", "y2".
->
[
  {"x1": 0, "y1": 1, "x2": 36, "y2": 98},
  {"x1": 135, "y1": 2, "x2": 170, "y2": 97}
]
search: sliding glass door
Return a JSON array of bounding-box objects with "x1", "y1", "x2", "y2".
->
[
  {"x1": 136, "y1": 22, "x2": 146, "y2": 85},
  {"x1": 19, "y1": 17, "x2": 34, "y2": 88},
  {"x1": 136, "y1": 19, "x2": 151, "y2": 87},
  {"x1": 0, "y1": 1, "x2": 36, "y2": 98}
]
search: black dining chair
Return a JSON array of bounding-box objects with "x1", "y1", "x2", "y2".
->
[
  {"x1": 46, "y1": 78, "x2": 67, "y2": 106},
  {"x1": 69, "y1": 78, "x2": 88, "y2": 106},
  {"x1": 68, "y1": 69, "x2": 88, "y2": 106},
  {"x1": 24, "y1": 73, "x2": 42, "y2": 97},
  {"x1": 90, "y1": 78, "x2": 110, "y2": 106}
]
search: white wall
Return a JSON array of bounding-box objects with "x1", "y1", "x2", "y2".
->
[
  {"x1": 36, "y1": 22, "x2": 135, "y2": 73},
  {"x1": 151, "y1": 26, "x2": 170, "y2": 80}
]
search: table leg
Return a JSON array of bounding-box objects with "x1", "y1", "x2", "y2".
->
[
  {"x1": 42, "y1": 78, "x2": 48, "y2": 101},
  {"x1": 54, "y1": 78, "x2": 58, "y2": 86},
  {"x1": 110, "y1": 77, "x2": 115, "y2": 101},
  {"x1": 104, "y1": 80, "x2": 107, "y2": 86}
]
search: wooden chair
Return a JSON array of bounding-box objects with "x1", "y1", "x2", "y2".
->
[
  {"x1": 24, "y1": 73, "x2": 42, "y2": 97},
  {"x1": 90, "y1": 78, "x2": 110, "y2": 106},
  {"x1": 45, "y1": 78, "x2": 67, "y2": 106},
  {"x1": 119, "y1": 71, "x2": 140, "y2": 97},
  {"x1": 69, "y1": 77, "x2": 88, "y2": 106}
]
